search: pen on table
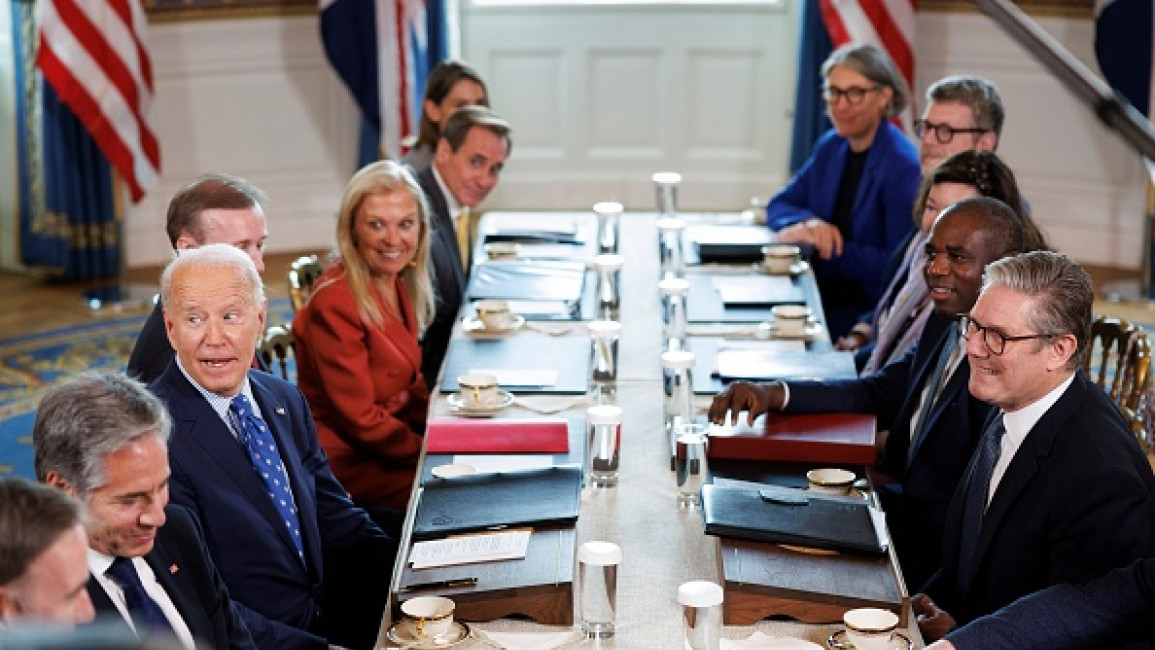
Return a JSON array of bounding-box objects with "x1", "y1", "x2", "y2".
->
[{"x1": 399, "y1": 577, "x2": 479, "y2": 592}]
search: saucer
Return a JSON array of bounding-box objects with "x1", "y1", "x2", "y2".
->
[
  {"x1": 760, "y1": 320, "x2": 824, "y2": 340},
  {"x1": 462, "y1": 315, "x2": 525, "y2": 338},
  {"x1": 446, "y1": 391, "x2": 515, "y2": 417},
  {"x1": 827, "y1": 629, "x2": 911, "y2": 650},
  {"x1": 755, "y1": 260, "x2": 810, "y2": 276},
  {"x1": 386, "y1": 620, "x2": 470, "y2": 648}
]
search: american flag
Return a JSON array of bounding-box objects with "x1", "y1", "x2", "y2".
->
[
  {"x1": 820, "y1": 0, "x2": 917, "y2": 111},
  {"x1": 321, "y1": 0, "x2": 429, "y2": 161},
  {"x1": 37, "y1": 0, "x2": 160, "y2": 203}
]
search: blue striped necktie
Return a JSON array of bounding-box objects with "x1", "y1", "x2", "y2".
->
[
  {"x1": 105, "y1": 557, "x2": 175, "y2": 637},
  {"x1": 230, "y1": 394, "x2": 305, "y2": 564}
]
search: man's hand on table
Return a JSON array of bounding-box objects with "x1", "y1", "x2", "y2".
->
[
  {"x1": 925, "y1": 642, "x2": 957, "y2": 650},
  {"x1": 707, "y1": 381, "x2": 785, "y2": 426},
  {"x1": 913, "y1": 593, "x2": 957, "y2": 643}
]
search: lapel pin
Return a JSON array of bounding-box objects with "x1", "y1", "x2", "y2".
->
[
  {"x1": 276, "y1": 407, "x2": 286, "y2": 415},
  {"x1": 169, "y1": 564, "x2": 179, "y2": 575}
]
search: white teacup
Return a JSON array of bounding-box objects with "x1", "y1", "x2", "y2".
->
[
  {"x1": 457, "y1": 373, "x2": 500, "y2": 410},
  {"x1": 843, "y1": 607, "x2": 900, "y2": 650},
  {"x1": 761, "y1": 244, "x2": 801, "y2": 274},
  {"x1": 772, "y1": 304, "x2": 812, "y2": 336},
  {"x1": 401, "y1": 595, "x2": 455, "y2": 640},
  {"x1": 474, "y1": 299, "x2": 516, "y2": 331},
  {"x1": 806, "y1": 468, "x2": 857, "y2": 495}
]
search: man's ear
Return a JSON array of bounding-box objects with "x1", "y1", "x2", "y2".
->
[
  {"x1": 44, "y1": 471, "x2": 78, "y2": 499},
  {"x1": 0, "y1": 586, "x2": 21, "y2": 621},
  {"x1": 435, "y1": 138, "x2": 452, "y2": 165},
  {"x1": 977, "y1": 131, "x2": 998, "y2": 153},
  {"x1": 174, "y1": 232, "x2": 198, "y2": 252},
  {"x1": 1047, "y1": 333, "x2": 1078, "y2": 371}
]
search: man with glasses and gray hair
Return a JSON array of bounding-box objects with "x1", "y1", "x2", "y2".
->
[
  {"x1": 913, "y1": 251, "x2": 1155, "y2": 644},
  {"x1": 915, "y1": 75, "x2": 1004, "y2": 175}
]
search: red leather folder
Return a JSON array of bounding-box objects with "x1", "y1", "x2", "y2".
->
[
  {"x1": 707, "y1": 413, "x2": 877, "y2": 465},
  {"x1": 425, "y1": 417, "x2": 570, "y2": 454}
]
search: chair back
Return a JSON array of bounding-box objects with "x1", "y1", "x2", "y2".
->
[
  {"x1": 258, "y1": 325, "x2": 295, "y2": 382},
  {"x1": 1083, "y1": 316, "x2": 1139, "y2": 404},
  {"x1": 288, "y1": 254, "x2": 324, "y2": 312}
]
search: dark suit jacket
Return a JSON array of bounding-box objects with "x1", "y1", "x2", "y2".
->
[
  {"x1": 151, "y1": 366, "x2": 396, "y2": 650},
  {"x1": 86, "y1": 505, "x2": 255, "y2": 650},
  {"x1": 946, "y1": 557, "x2": 1155, "y2": 649},
  {"x1": 129, "y1": 302, "x2": 269, "y2": 384},
  {"x1": 786, "y1": 313, "x2": 993, "y2": 590},
  {"x1": 416, "y1": 166, "x2": 467, "y2": 391},
  {"x1": 924, "y1": 371, "x2": 1155, "y2": 632}
]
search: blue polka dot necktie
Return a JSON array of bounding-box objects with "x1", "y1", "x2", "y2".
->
[
  {"x1": 105, "y1": 556, "x2": 175, "y2": 637},
  {"x1": 230, "y1": 394, "x2": 305, "y2": 564}
]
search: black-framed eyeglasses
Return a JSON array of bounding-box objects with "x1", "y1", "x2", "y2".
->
[
  {"x1": 957, "y1": 314, "x2": 1055, "y2": 356},
  {"x1": 822, "y1": 84, "x2": 880, "y2": 105},
  {"x1": 913, "y1": 120, "x2": 988, "y2": 144}
]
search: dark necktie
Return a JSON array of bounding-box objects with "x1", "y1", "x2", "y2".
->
[
  {"x1": 907, "y1": 325, "x2": 960, "y2": 467},
  {"x1": 230, "y1": 394, "x2": 306, "y2": 564},
  {"x1": 957, "y1": 413, "x2": 1007, "y2": 593},
  {"x1": 105, "y1": 557, "x2": 175, "y2": 637}
]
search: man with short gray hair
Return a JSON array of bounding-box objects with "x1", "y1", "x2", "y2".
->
[{"x1": 33, "y1": 371, "x2": 254, "y2": 649}]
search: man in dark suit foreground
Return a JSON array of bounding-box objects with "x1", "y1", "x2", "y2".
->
[
  {"x1": 709, "y1": 197, "x2": 1029, "y2": 590},
  {"x1": 0, "y1": 478, "x2": 94, "y2": 627},
  {"x1": 32, "y1": 372, "x2": 254, "y2": 649},
  {"x1": 127, "y1": 173, "x2": 269, "y2": 384},
  {"x1": 151, "y1": 244, "x2": 396, "y2": 649},
  {"x1": 416, "y1": 105, "x2": 511, "y2": 388},
  {"x1": 914, "y1": 251, "x2": 1155, "y2": 644}
]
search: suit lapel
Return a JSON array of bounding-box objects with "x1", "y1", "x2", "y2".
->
[
  {"x1": 420, "y1": 168, "x2": 466, "y2": 290},
  {"x1": 144, "y1": 538, "x2": 207, "y2": 641},
  {"x1": 86, "y1": 575, "x2": 134, "y2": 635}
]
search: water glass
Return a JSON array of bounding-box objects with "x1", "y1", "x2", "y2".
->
[
  {"x1": 658, "y1": 277, "x2": 689, "y2": 350},
  {"x1": 593, "y1": 201, "x2": 623, "y2": 254},
  {"x1": 588, "y1": 320, "x2": 621, "y2": 397},
  {"x1": 678, "y1": 581, "x2": 723, "y2": 650},
  {"x1": 674, "y1": 424, "x2": 709, "y2": 508},
  {"x1": 576, "y1": 541, "x2": 621, "y2": 638},
  {"x1": 656, "y1": 217, "x2": 686, "y2": 279},
  {"x1": 586, "y1": 404, "x2": 622, "y2": 487},
  {"x1": 593, "y1": 254, "x2": 624, "y2": 318},
  {"x1": 652, "y1": 171, "x2": 682, "y2": 217},
  {"x1": 661, "y1": 350, "x2": 696, "y2": 468}
]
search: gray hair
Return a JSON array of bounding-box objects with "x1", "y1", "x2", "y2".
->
[
  {"x1": 822, "y1": 42, "x2": 910, "y2": 118},
  {"x1": 0, "y1": 478, "x2": 84, "y2": 586},
  {"x1": 160, "y1": 242, "x2": 265, "y2": 309},
  {"x1": 982, "y1": 251, "x2": 1093, "y2": 370},
  {"x1": 926, "y1": 75, "x2": 1006, "y2": 140},
  {"x1": 32, "y1": 372, "x2": 171, "y2": 497}
]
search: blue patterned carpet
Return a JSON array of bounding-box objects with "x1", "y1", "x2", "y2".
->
[{"x1": 0, "y1": 299, "x2": 293, "y2": 480}]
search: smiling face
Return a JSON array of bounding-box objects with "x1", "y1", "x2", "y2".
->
[
  {"x1": 81, "y1": 436, "x2": 170, "y2": 558},
  {"x1": 435, "y1": 125, "x2": 508, "y2": 207},
  {"x1": 354, "y1": 189, "x2": 421, "y2": 280},
  {"x1": 425, "y1": 79, "x2": 486, "y2": 132},
  {"x1": 923, "y1": 210, "x2": 1006, "y2": 318},
  {"x1": 0, "y1": 525, "x2": 95, "y2": 625},
  {"x1": 920, "y1": 182, "x2": 981, "y2": 233},
  {"x1": 966, "y1": 285, "x2": 1074, "y2": 411},
  {"x1": 164, "y1": 262, "x2": 266, "y2": 397},
  {"x1": 825, "y1": 65, "x2": 891, "y2": 150}
]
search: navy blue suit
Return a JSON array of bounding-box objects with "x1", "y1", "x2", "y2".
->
[
  {"x1": 85, "y1": 505, "x2": 255, "y2": 649},
  {"x1": 416, "y1": 165, "x2": 466, "y2": 390},
  {"x1": 784, "y1": 313, "x2": 992, "y2": 590},
  {"x1": 151, "y1": 365, "x2": 396, "y2": 650},
  {"x1": 923, "y1": 371, "x2": 1155, "y2": 634}
]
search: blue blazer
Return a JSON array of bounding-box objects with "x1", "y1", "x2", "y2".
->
[
  {"x1": 767, "y1": 121, "x2": 920, "y2": 302},
  {"x1": 85, "y1": 505, "x2": 255, "y2": 650},
  {"x1": 785, "y1": 313, "x2": 992, "y2": 590},
  {"x1": 924, "y1": 372, "x2": 1155, "y2": 630},
  {"x1": 152, "y1": 365, "x2": 396, "y2": 650}
]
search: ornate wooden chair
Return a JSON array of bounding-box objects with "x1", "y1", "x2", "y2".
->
[
  {"x1": 1082, "y1": 316, "x2": 1140, "y2": 407},
  {"x1": 288, "y1": 254, "x2": 323, "y2": 312},
  {"x1": 258, "y1": 325, "x2": 295, "y2": 382}
]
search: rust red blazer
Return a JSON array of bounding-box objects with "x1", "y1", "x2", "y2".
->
[{"x1": 293, "y1": 263, "x2": 428, "y2": 509}]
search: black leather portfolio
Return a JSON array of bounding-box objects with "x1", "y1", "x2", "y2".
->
[
  {"x1": 686, "y1": 225, "x2": 775, "y2": 264},
  {"x1": 412, "y1": 465, "x2": 583, "y2": 539},
  {"x1": 468, "y1": 260, "x2": 587, "y2": 304},
  {"x1": 701, "y1": 484, "x2": 884, "y2": 554},
  {"x1": 484, "y1": 225, "x2": 583, "y2": 245}
]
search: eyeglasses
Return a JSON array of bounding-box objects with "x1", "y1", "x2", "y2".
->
[
  {"x1": 957, "y1": 314, "x2": 1055, "y2": 356},
  {"x1": 822, "y1": 84, "x2": 880, "y2": 105},
  {"x1": 914, "y1": 120, "x2": 988, "y2": 144}
]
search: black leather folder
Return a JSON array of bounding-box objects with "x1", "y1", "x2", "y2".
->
[
  {"x1": 412, "y1": 465, "x2": 583, "y2": 539},
  {"x1": 685, "y1": 225, "x2": 775, "y2": 264},
  {"x1": 686, "y1": 275, "x2": 805, "y2": 323},
  {"x1": 484, "y1": 228, "x2": 584, "y2": 245},
  {"x1": 468, "y1": 260, "x2": 587, "y2": 304},
  {"x1": 700, "y1": 484, "x2": 884, "y2": 554}
]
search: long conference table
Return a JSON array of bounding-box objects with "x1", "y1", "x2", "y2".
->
[{"x1": 377, "y1": 211, "x2": 924, "y2": 648}]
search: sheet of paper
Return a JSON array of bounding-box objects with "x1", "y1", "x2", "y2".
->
[
  {"x1": 470, "y1": 368, "x2": 559, "y2": 387},
  {"x1": 712, "y1": 275, "x2": 794, "y2": 305},
  {"x1": 409, "y1": 529, "x2": 532, "y2": 569},
  {"x1": 717, "y1": 339, "x2": 806, "y2": 353},
  {"x1": 451, "y1": 455, "x2": 554, "y2": 474},
  {"x1": 505, "y1": 300, "x2": 575, "y2": 317}
]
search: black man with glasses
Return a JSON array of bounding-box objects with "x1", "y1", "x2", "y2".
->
[
  {"x1": 913, "y1": 250, "x2": 1155, "y2": 646},
  {"x1": 766, "y1": 42, "x2": 920, "y2": 339},
  {"x1": 712, "y1": 197, "x2": 1032, "y2": 591}
]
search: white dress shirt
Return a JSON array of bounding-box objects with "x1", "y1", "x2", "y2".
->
[
  {"x1": 989, "y1": 373, "x2": 1076, "y2": 503},
  {"x1": 87, "y1": 548, "x2": 196, "y2": 649}
]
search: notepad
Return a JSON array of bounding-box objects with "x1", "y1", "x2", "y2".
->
[
  {"x1": 713, "y1": 275, "x2": 797, "y2": 307},
  {"x1": 470, "y1": 368, "x2": 559, "y2": 387},
  {"x1": 409, "y1": 530, "x2": 532, "y2": 569}
]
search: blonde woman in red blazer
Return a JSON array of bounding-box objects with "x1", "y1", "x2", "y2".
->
[{"x1": 294, "y1": 161, "x2": 436, "y2": 514}]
